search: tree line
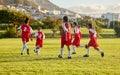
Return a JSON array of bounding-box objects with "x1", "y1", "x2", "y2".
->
[{"x1": 0, "y1": 9, "x2": 120, "y2": 38}]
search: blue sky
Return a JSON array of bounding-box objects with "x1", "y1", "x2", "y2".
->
[{"x1": 49, "y1": 0, "x2": 120, "y2": 8}]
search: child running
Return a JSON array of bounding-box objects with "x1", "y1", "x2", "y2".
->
[
  {"x1": 83, "y1": 23, "x2": 104, "y2": 57},
  {"x1": 72, "y1": 22, "x2": 82, "y2": 54},
  {"x1": 58, "y1": 16, "x2": 72, "y2": 59},
  {"x1": 17, "y1": 17, "x2": 33, "y2": 55},
  {"x1": 34, "y1": 27, "x2": 45, "y2": 54}
]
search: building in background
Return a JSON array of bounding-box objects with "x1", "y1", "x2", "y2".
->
[{"x1": 101, "y1": 13, "x2": 120, "y2": 25}]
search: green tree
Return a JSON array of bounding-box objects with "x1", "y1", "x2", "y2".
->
[
  {"x1": 0, "y1": 9, "x2": 27, "y2": 24},
  {"x1": 114, "y1": 21, "x2": 120, "y2": 37},
  {"x1": 0, "y1": 9, "x2": 28, "y2": 37},
  {"x1": 42, "y1": 16, "x2": 62, "y2": 37},
  {"x1": 30, "y1": 20, "x2": 44, "y2": 29}
]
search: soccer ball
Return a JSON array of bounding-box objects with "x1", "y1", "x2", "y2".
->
[{"x1": 34, "y1": 49, "x2": 39, "y2": 53}]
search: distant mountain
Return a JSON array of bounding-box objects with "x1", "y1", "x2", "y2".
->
[
  {"x1": 0, "y1": 0, "x2": 79, "y2": 16},
  {"x1": 0, "y1": 0, "x2": 62, "y2": 10},
  {"x1": 0, "y1": 0, "x2": 37, "y2": 6}
]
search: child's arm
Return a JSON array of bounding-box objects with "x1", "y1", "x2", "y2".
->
[
  {"x1": 62, "y1": 24, "x2": 68, "y2": 41},
  {"x1": 16, "y1": 26, "x2": 21, "y2": 37},
  {"x1": 30, "y1": 27, "x2": 33, "y2": 41}
]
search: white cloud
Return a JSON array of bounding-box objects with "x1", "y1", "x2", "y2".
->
[{"x1": 68, "y1": 3, "x2": 120, "y2": 17}]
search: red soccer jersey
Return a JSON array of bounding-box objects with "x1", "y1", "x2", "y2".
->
[
  {"x1": 88, "y1": 29, "x2": 98, "y2": 48},
  {"x1": 21, "y1": 24, "x2": 31, "y2": 38},
  {"x1": 72, "y1": 26, "x2": 82, "y2": 47},
  {"x1": 35, "y1": 31, "x2": 45, "y2": 47},
  {"x1": 61, "y1": 22, "x2": 72, "y2": 46},
  {"x1": 18, "y1": 24, "x2": 32, "y2": 42}
]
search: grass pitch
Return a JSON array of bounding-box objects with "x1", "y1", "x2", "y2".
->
[{"x1": 0, "y1": 38, "x2": 120, "y2": 75}]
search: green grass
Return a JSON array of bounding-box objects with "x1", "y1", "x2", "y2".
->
[{"x1": 0, "y1": 38, "x2": 120, "y2": 75}]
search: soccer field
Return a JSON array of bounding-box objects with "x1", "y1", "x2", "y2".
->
[{"x1": 0, "y1": 38, "x2": 120, "y2": 75}]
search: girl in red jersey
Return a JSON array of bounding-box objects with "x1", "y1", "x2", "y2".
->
[
  {"x1": 58, "y1": 16, "x2": 72, "y2": 59},
  {"x1": 83, "y1": 23, "x2": 104, "y2": 57},
  {"x1": 34, "y1": 27, "x2": 45, "y2": 54},
  {"x1": 17, "y1": 17, "x2": 33, "y2": 55},
  {"x1": 72, "y1": 22, "x2": 82, "y2": 54}
]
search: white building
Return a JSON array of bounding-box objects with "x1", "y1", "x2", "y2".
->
[
  {"x1": 49, "y1": 10, "x2": 61, "y2": 15},
  {"x1": 101, "y1": 13, "x2": 120, "y2": 22},
  {"x1": 37, "y1": 6, "x2": 41, "y2": 12}
]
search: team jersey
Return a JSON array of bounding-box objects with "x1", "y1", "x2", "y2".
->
[
  {"x1": 72, "y1": 26, "x2": 82, "y2": 47},
  {"x1": 74, "y1": 26, "x2": 80, "y2": 34},
  {"x1": 88, "y1": 28, "x2": 98, "y2": 48},
  {"x1": 89, "y1": 29, "x2": 97, "y2": 38},
  {"x1": 61, "y1": 22, "x2": 72, "y2": 46},
  {"x1": 35, "y1": 31, "x2": 45, "y2": 47},
  {"x1": 18, "y1": 24, "x2": 33, "y2": 38},
  {"x1": 35, "y1": 31, "x2": 45, "y2": 40}
]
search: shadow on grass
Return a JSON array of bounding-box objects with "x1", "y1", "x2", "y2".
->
[{"x1": 0, "y1": 53, "x2": 77, "y2": 62}]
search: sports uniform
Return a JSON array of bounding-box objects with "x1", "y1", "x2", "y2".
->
[
  {"x1": 35, "y1": 31, "x2": 45, "y2": 48},
  {"x1": 88, "y1": 29, "x2": 98, "y2": 48},
  {"x1": 72, "y1": 26, "x2": 82, "y2": 47},
  {"x1": 18, "y1": 24, "x2": 33, "y2": 42},
  {"x1": 61, "y1": 22, "x2": 72, "y2": 46}
]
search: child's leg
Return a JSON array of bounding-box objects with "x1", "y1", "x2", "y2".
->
[
  {"x1": 59, "y1": 45, "x2": 64, "y2": 56},
  {"x1": 21, "y1": 41, "x2": 28, "y2": 54},
  {"x1": 94, "y1": 47, "x2": 104, "y2": 57},
  {"x1": 67, "y1": 46, "x2": 71, "y2": 58},
  {"x1": 34, "y1": 45, "x2": 40, "y2": 53},
  {"x1": 83, "y1": 44, "x2": 90, "y2": 57},
  {"x1": 72, "y1": 45, "x2": 76, "y2": 54}
]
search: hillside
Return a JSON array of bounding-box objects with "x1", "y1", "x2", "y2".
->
[
  {"x1": 0, "y1": 0, "x2": 79, "y2": 16},
  {"x1": 0, "y1": 0, "x2": 37, "y2": 6},
  {"x1": 0, "y1": 0, "x2": 61, "y2": 10}
]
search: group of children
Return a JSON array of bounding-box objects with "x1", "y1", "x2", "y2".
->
[
  {"x1": 17, "y1": 16, "x2": 104, "y2": 59},
  {"x1": 17, "y1": 17, "x2": 45, "y2": 55},
  {"x1": 58, "y1": 16, "x2": 104, "y2": 59}
]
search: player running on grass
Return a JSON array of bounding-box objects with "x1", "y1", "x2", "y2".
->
[
  {"x1": 72, "y1": 22, "x2": 82, "y2": 54},
  {"x1": 83, "y1": 23, "x2": 104, "y2": 57},
  {"x1": 58, "y1": 16, "x2": 72, "y2": 59},
  {"x1": 34, "y1": 27, "x2": 45, "y2": 54},
  {"x1": 16, "y1": 17, "x2": 33, "y2": 55}
]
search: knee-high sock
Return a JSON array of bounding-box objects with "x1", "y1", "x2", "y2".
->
[
  {"x1": 68, "y1": 50, "x2": 71, "y2": 57},
  {"x1": 60, "y1": 48, "x2": 63, "y2": 56},
  {"x1": 24, "y1": 44, "x2": 28, "y2": 50},
  {"x1": 72, "y1": 45, "x2": 76, "y2": 53},
  {"x1": 22, "y1": 44, "x2": 26, "y2": 53},
  {"x1": 86, "y1": 48, "x2": 90, "y2": 55}
]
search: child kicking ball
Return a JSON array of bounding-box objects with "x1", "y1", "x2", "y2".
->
[{"x1": 34, "y1": 27, "x2": 45, "y2": 54}]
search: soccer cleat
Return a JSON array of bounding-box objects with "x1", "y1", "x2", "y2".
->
[
  {"x1": 27, "y1": 49, "x2": 29, "y2": 55},
  {"x1": 21, "y1": 53, "x2": 23, "y2": 55},
  {"x1": 72, "y1": 52, "x2": 76, "y2": 54},
  {"x1": 68, "y1": 56, "x2": 72, "y2": 59},
  {"x1": 83, "y1": 54, "x2": 89, "y2": 57},
  {"x1": 58, "y1": 55, "x2": 63, "y2": 58},
  {"x1": 101, "y1": 52, "x2": 104, "y2": 57}
]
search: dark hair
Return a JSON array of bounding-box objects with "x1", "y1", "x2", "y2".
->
[
  {"x1": 63, "y1": 16, "x2": 68, "y2": 22},
  {"x1": 25, "y1": 17, "x2": 29, "y2": 24},
  {"x1": 38, "y1": 27, "x2": 42, "y2": 30},
  {"x1": 73, "y1": 22, "x2": 77, "y2": 26},
  {"x1": 88, "y1": 23, "x2": 92, "y2": 28}
]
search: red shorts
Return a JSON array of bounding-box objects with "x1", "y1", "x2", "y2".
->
[
  {"x1": 36, "y1": 40, "x2": 43, "y2": 47},
  {"x1": 72, "y1": 34, "x2": 81, "y2": 47},
  {"x1": 88, "y1": 37, "x2": 98, "y2": 48},
  {"x1": 61, "y1": 32, "x2": 72, "y2": 46},
  {"x1": 22, "y1": 37, "x2": 29, "y2": 42}
]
